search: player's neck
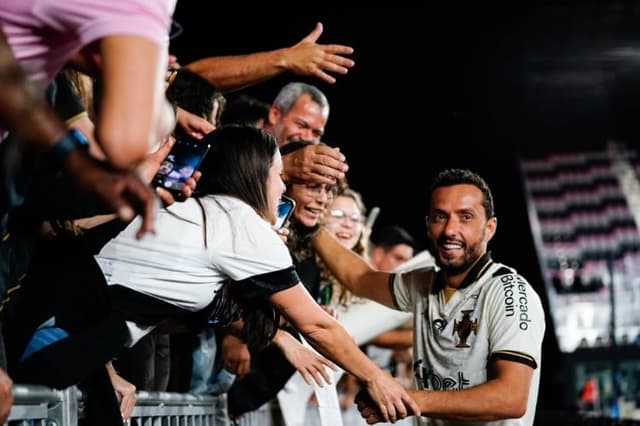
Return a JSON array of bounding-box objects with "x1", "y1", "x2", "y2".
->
[
  {"x1": 440, "y1": 253, "x2": 493, "y2": 301},
  {"x1": 442, "y1": 284, "x2": 458, "y2": 302}
]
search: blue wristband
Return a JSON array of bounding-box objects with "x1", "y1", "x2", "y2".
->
[{"x1": 50, "y1": 128, "x2": 89, "y2": 164}]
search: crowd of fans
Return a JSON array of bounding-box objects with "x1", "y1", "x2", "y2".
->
[{"x1": 0, "y1": 4, "x2": 545, "y2": 426}]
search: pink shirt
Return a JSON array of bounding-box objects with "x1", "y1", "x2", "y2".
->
[{"x1": 0, "y1": 0, "x2": 176, "y2": 91}]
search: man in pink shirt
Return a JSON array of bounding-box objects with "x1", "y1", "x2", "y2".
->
[
  {"x1": 0, "y1": 3, "x2": 177, "y2": 421},
  {"x1": 0, "y1": 0, "x2": 177, "y2": 168}
]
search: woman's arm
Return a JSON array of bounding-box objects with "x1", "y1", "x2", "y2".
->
[
  {"x1": 105, "y1": 361, "x2": 137, "y2": 422},
  {"x1": 272, "y1": 328, "x2": 336, "y2": 386},
  {"x1": 269, "y1": 284, "x2": 420, "y2": 423},
  {"x1": 313, "y1": 228, "x2": 396, "y2": 307},
  {"x1": 220, "y1": 318, "x2": 336, "y2": 386}
]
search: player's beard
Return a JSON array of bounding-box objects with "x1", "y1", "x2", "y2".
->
[{"x1": 435, "y1": 235, "x2": 485, "y2": 276}]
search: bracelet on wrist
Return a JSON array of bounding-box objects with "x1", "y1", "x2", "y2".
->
[{"x1": 49, "y1": 128, "x2": 89, "y2": 165}]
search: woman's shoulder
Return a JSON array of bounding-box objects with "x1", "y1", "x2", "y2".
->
[
  {"x1": 198, "y1": 195, "x2": 272, "y2": 236},
  {"x1": 199, "y1": 195, "x2": 254, "y2": 217}
]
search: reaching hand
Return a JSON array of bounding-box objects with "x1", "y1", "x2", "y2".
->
[
  {"x1": 176, "y1": 107, "x2": 215, "y2": 140},
  {"x1": 136, "y1": 137, "x2": 176, "y2": 183},
  {"x1": 155, "y1": 169, "x2": 200, "y2": 205},
  {"x1": 63, "y1": 148, "x2": 157, "y2": 239},
  {"x1": 275, "y1": 331, "x2": 337, "y2": 387},
  {"x1": 106, "y1": 362, "x2": 137, "y2": 422},
  {"x1": 356, "y1": 388, "x2": 384, "y2": 424},
  {"x1": 282, "y1": 144, "x2": 348, "y2": 185},
  {"x1": 0, "y1": 368, "x2": 13, "y2": 424},
  {"x1": 285, "y1": 22, "x2": 355, "y2": 84},
  {"x1": 358, "y1": 370, "x2": 420, "y2": 424},
  {"x1": 221, "y1": 334, "x2": 251, "y2": 378},
  {"x1": 276, "y1": 226, "x2": 290, "y2": 243},
  {"x1": 136, "y1": 137, "x2": 201, "y2": 206}
]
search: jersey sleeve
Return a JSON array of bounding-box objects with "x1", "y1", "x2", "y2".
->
[
  {"x1": 391, "y1": 267, "x2": 436, "y2": 312},
  {"x1": 484, "y1": 272, "x2": 545, "y2": 369}
]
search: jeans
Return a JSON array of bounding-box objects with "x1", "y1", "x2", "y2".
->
[{"x1": 190, "y1": 327, "x2": 235, "y2": 395}]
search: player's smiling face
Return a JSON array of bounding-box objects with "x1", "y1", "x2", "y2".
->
[{"x1": 426, "y1": 184, "x2": 496, "y2": 275}]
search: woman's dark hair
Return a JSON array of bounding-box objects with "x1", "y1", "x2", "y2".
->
[
  {"x1": 235, "y1": 294, "x2": 280, "y2": 352},
  {"x1": 195, "y1": 125, "x2": 278, "y2": 224},
  {"x1": 165, "y1": 69, "x2": 226, "y2": 138},
  {"x1": 166, "y1": 69, "x2": 216, "y2": 118},
  {"x1": 220, "y1": 94, "x2": 270, "y2": 128},
  {"x1": 208, "y1": 280, "x2": 281, "y2": 352},
  {"x1": 196, "y1": 125, "x2": 281, "y2": 350}
]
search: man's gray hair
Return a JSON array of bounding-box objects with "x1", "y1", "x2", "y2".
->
[{"x1": 272, "y1": 82, "x2": 329, "y2": 117}]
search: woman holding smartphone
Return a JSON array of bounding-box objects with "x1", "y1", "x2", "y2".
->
[{"x1": 5, "y1": 126, "x2": 418, "y2": 424}]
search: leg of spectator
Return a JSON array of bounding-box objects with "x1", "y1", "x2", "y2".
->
[
  {"x1": 14, "y1": 313, "x2": 128, "y2": 389},
  {"x1": 153, "y1": 333, "x2": 170, "y2": 391},
  {"x1": 113, "y1": 333, "x2": 155, "y2": 391},
  {"x1": 80, "y1": 365, "x2": 122, "y2": 425}
]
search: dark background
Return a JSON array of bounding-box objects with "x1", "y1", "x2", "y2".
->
[{"x1": 170, "y1": 4, "x2": 640, "y2": 413}]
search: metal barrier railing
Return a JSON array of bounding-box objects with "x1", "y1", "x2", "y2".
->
[
  {"x1": 5, "y1": 385, "x2": 231, "y2": 426},
  {"x1": 232, "y1": 401, "x2": 277, "y2": 426},
  {"x1": 123, "y1": 391, "x2": 222, "y2": 426},
  {"x1": 6, "y1": 384, "x2": 75, "y2": 425}
]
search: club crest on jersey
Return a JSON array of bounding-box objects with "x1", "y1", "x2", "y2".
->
[
  {"x1": 453, "y1": 309, "x2": 477, "y2": 348},
  {"x1": 433, "y1": 318, "x2": 447, "y2": 332}
]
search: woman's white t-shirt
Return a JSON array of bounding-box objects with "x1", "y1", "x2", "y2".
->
[{"x1": 95, "y1": 195, "x2": 296, "y2": 344}]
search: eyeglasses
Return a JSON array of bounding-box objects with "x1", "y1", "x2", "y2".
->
[{"x1": 327, "y1": 209, "x2": 363, "y2": 224}]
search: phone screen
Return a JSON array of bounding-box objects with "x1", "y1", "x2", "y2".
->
[
  {"x1": 153, "y1": 138, "x2": 210, "y2": 198},
  {"x1": 274, "y1": 195, "x2": 296, "y2": 230}
]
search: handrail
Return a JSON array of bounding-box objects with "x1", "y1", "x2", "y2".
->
[{"x1": 6, "y1": 385, "x2": 225, "y2": 426}]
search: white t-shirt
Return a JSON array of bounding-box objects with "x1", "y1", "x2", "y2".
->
[
  {"x1": 95, "y1": 195, "x2": 296, "y2": 344},
  {"x1": 392, "y1": 256, "x2": 545, "y2": 426}
]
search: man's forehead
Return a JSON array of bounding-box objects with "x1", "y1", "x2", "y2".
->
[
  {"x1": 430, "y1": 184, "x2": 483, "y2": 209},
  {"x1": 290, "y1": 95, "x2": 328, "y2": 118}
]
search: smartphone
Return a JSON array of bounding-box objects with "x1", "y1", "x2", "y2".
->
[
  {"x1": 153, "y1": 138, "x2": 210, "y2": 201},
  {"x1": 274, "y1": 195, "x2": 296, "y2": 230}
]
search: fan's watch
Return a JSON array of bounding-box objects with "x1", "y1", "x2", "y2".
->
[{"x1": 49, "y1": 128, "x2": 89, "y2": 164}]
